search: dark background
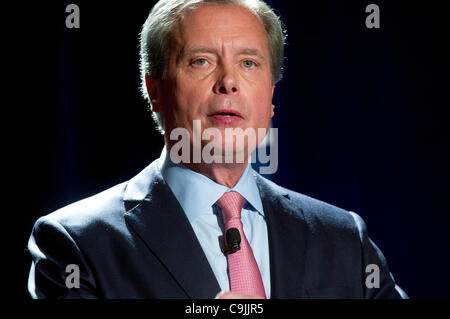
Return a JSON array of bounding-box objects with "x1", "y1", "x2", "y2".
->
[{"x1": 24, "y1": 0, "x2": 448, "y2": 299}]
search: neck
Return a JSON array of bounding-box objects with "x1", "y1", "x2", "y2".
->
[
  {"x1": 164, "y1": 139, "x2": 250, "y2": 188},
  {"x1": 182, "y1": 161, "x2": 247, "y2": 188}
]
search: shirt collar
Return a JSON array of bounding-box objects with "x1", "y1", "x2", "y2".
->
[{"x1": 158, "y1": 147, "x2": 264, "y2": 223}]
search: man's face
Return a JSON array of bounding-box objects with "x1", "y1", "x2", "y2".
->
[{"x1": 154, "y1": 4, "x2": 275, "y2": 159}]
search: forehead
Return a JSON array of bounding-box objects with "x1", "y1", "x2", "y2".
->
[{"x1": 174, "y1": 4, "x2": 269, "y2": 55}]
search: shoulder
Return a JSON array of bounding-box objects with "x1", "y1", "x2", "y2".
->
[
  {"x1": 33, "y1": 159, "x2": 162, "y2": 236},
  {"x1": 33, "y1": 181, "x2": 129, "y2": 238},
  {"x1": 254, "y1": 173, "x2": 361, "y2": 234}
]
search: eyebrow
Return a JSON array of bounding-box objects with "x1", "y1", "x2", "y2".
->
[
  {"x1": 181, "y1": 46, "x2": 217, "y2": 58},
  {"x1": 179, "y1": 46, "x2": 266, "y2": 61},
  {"x1": 236, "y1": 48, "x2": 266, "y2": 61}
]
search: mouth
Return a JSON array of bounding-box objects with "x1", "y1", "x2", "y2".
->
[
  {"x1": 209, "y1": 109, "x2": 243, "y2": 118},
  {"x1": 208, "y1": 109, "x2": 244, "y2": 125}
]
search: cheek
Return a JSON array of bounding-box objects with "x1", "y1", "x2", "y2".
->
[
  {"x1": 249, "y1": 90, "x2": 273, "y2": 121},
  {"x1": 163, "y1": 87, "x2": 196, "y2": 127},
  {"x1": 160, "y1": 81, "x2": 196, "y2": 129},
  {"x1": 173, "y1": 78, "x2": 209, "y2": 115}
]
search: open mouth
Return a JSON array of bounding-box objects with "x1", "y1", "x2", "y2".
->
[{"x1": 215, "y1": 113, "x2": 237, "y2": 117}]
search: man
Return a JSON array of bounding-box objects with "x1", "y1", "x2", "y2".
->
[{"x1": 27, "y1": 0, "x2": 407, "y2": 299}]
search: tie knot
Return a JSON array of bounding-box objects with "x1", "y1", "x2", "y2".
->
[{"x1": 216, "y1": 191, "x2": 245, "y2": 223}]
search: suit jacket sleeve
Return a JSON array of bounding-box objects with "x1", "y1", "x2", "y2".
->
[
  {"x1": 27, "y1": 216, "x2": 98, "y2": 299},
  {"x1": 349, "y1": 212, "x2": 408, "y2": 299}
]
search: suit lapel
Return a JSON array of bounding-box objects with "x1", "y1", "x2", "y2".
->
[
  {"x1": 122, "y1": 160, "x2": 309, "y2": 298},
  {"x1": 255, "y1": 175, "x2": 309, "y2": 298},
  {"x1": 123, "y1": 161, "x2": 221, "y2": 299}
]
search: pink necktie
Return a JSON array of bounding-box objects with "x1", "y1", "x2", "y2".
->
[{"x1": 216, "y1": 191, "x2": 266, "y2": 298}]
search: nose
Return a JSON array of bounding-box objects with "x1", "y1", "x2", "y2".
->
[{"x1": 213, "y1": 65, "x2": 239, "y2": 95}]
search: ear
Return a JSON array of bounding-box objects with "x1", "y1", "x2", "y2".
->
[
  {"x1": 270, "y1": 85, "x2": 275, "y2": 118},
  {"x1": 145, "y1": 74, "x2": 162, "y2": 112}
]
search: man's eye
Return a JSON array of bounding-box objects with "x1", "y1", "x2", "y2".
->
[
  {"x1": 243, "y1": 60, "x2": 256, "y2": 68},
  {"x1": 192, "y1": 58, "x2": 208, "y2": 66}
]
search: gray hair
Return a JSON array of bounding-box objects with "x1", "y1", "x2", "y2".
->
[{"x1": 139, "y1": 0, "x2": 287, "y2": 133}]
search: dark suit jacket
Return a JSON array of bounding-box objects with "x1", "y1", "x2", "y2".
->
[{"x1": 27, "y1": 159, "x2": 407, "y2": 299}]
